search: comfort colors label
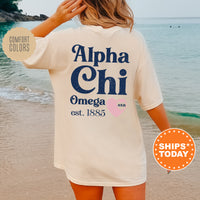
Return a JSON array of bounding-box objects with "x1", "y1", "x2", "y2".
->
[{"x1": 2, "y1": 27, "x2": 36, "y2": 61}]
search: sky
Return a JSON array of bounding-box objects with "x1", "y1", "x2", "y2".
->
[{"x1": 18, "y1": 0, "x2": 200, "y2": 18}]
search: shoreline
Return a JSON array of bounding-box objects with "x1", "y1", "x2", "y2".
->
[
  {"x1": 0, "y1": 97, "x2": 199, "y2": 199},
  {"x1": 136, "y1": 103, "x2": 200, "y2": 137},
  {"x1": 0, "y1": 9, "x2": 48, "y2": 23}
]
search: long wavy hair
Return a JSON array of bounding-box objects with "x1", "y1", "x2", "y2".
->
[{"x1": 78, "y1": 0, "x2": 134, "y2": 32}]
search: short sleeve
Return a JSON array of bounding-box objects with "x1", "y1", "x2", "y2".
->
[
  {"x1": 21, "y1": 31, "x2": 67, "y2": 70},
  {"x1": 133, "y1": 32, "x2": 164, "y2": 111}
]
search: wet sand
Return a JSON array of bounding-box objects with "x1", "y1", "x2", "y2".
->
[{"x1": 0, "y1": 98, "x2": 199, "y2": 200}]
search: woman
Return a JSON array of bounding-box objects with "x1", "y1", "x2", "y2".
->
[{"x1": 22, "y1": 0, "x2": 171, "y2": 199}]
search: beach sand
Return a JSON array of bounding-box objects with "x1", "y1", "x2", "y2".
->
[{"x1": 0, "y1": 98, "x2": 199, "y2": 200}]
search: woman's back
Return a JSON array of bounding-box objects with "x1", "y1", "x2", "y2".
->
[
  {"x1": 22, "y1": 24, "x2": 163, "y2": 186},
  {"x1": 20, "y1": 1, "x2": 172, "y2": 199}
]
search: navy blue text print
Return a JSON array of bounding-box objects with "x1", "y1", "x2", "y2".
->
[
  {"x1": 72, "y1": 44, "x2": 129, "y2": 67},
  {"x1": 71, "y1": 44, "x2": 129, "y2": 95}
]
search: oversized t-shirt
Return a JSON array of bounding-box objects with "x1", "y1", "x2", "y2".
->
[{"x1": 22, "y1": 24, "x2": 163, "y2": 187}]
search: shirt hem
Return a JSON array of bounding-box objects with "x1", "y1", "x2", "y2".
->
[{"x1": 54, "y1": 162, "x2": 146, "y2": 187}]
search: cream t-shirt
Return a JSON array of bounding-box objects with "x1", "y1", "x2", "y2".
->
[{"x1": 22, "y1": 25, "x2": 163, "y2": 187}]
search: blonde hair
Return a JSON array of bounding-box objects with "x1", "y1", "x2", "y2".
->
[{"x1": 78, "y1": 0, "x2": 134, "y2": 32}]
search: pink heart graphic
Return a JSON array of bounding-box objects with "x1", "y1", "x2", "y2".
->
[{"x1": 106, "y1": 98, "x2": 126, "y2": 117}]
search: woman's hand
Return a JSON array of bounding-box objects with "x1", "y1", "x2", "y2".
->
[
  {"x1": 31, "y1": 0, "x2": 87, "y2": 37},
  {"x1": 167, "y1": 170, "x2": 171, "y2": 174},
  {"x1": 51, "y1": 0, "x2": 87, "y2": 25}
]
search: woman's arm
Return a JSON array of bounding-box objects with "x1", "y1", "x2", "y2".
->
[
  {"x1": 31, "y1": 0, "x2": 87, "y2": 37},
  {"x1": 146, "y1": 103, "x2": 171, "y2": 174},
  {"x1": 146, "y1": 103, "x2": 171, "y2": 132}
]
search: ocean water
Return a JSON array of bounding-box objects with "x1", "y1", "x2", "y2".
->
[{"x1": 0, "y1": 18, "x2": 200, "y2": 135}]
